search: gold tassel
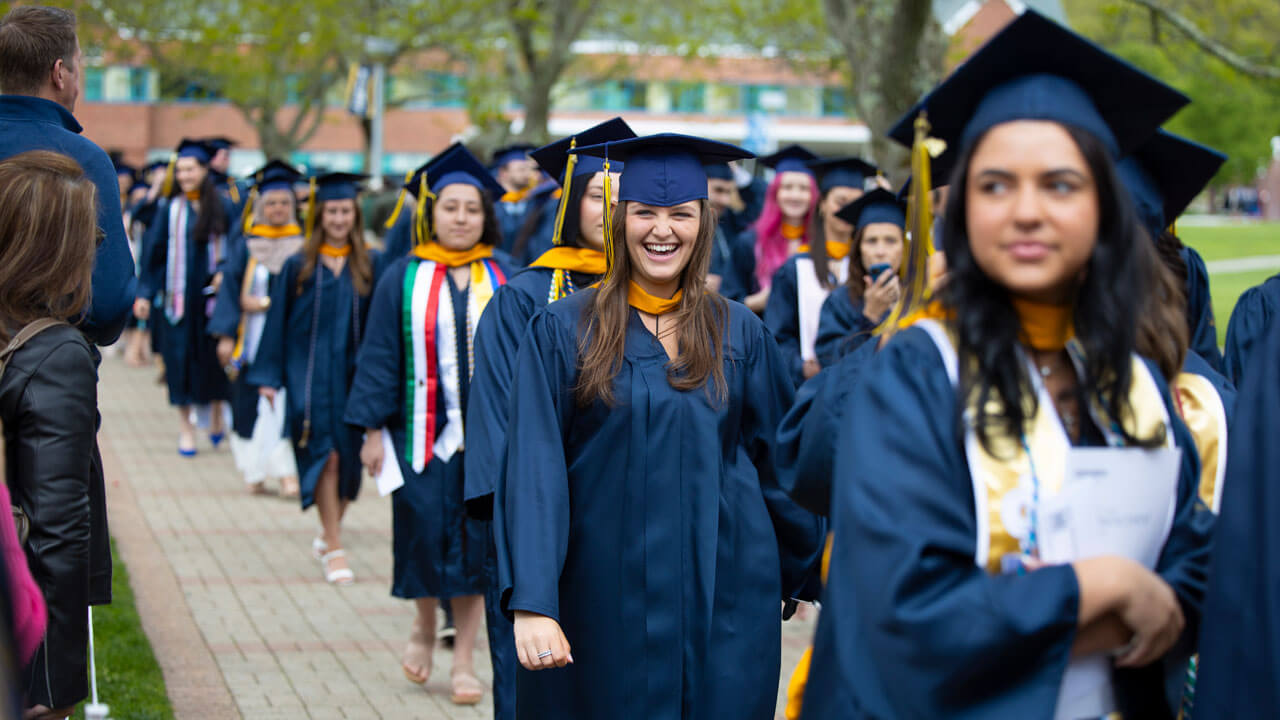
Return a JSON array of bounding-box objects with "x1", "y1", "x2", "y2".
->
[
  {"x1": 226, "y1": 177, "x2": 240, "y2": 205},
  {"x1": 384, "y1": 170, "x2": 414, "y2": 229},
  {"x1": 160, "y1": 153, "x2": 177, "y2": 198},
  {"x1": 880, "y1": 112, "x2": 939, "y2": 333},
  {"x1": 303, "y1": 177, "x2": 318, "y2": 241},
  {"x1": 551, "y1": 139, "x2": 578, "y2": 247},
  {"x1": 412, "y1": 173, "x2": 436, "y2": 247},
  {"x1": 602, "y1": 155, "x2": 614, "y2": 282},
  {"x1": 239, "y1": 187, "x2": 259, "y2": 235}
]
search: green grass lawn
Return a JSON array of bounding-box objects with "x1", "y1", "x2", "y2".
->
[
  {"x1": 1180, "y1": 221, "x2": 1280, "y2": 346},
  {"x1": 71, "y1": 540, "x2": 174, "y2": 720}
]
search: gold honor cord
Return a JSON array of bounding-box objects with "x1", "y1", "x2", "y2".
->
[
  {"x1": 303, "y1": 177, "x2": 318, "y2": 241},
  {"x1": 551, "y1": 138, "x2": 578, "y2": 248},
  {"x1": 602, "y1": 156, "x2": 615, "y2": 282},
  {"x1": 880, "y1": 112, "x2": 939, "y2": 334},
  {"x1": 384, "y1": 169, "x2": 414, "y2": 229}
]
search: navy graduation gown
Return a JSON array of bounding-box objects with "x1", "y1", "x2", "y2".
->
[
  {"x1": 497, "y1": 290, "x2": 825, "y2": 720},
  {"x1": 495, "y1": 198, "x2": 531, "y2": 256},
  {"x1": 764, "y1": 254, "x2": 837, "y2": 386},
  {"x1": 813, "y1": 287, "x2": 878, "y2": 369},
  {"x1": 1194, "y1": 317, "x2": 1280, "y2": 717},
  {"x1": 465, "y1": 264, "x2": 595, "y2": 720},
  {"x1": 709, "y1": 222, "x2": 754, "y2": 303},
  {"x1": 138, "y1": 196, "x2": 234, "y2": 407},
  {"x1": 775, "y1": 340, "x2": 877, "y2": 517},
  {"x1": 246, "y1": 251, "x2": 381, "y2": 509},
  {"x1": 345, "y1": 254, "x2": 513, "y2": 599},
  {"x1": 801, "y1": 327, "x2": 1215, "y2": 719},
  {"x1": 382, "y1": 211, "x2": 413, "y2": 260},
  {"x1": 1182, "y1": 247, "x2": 1221, "y2": 373},
  {"x1": 1222, "y1": 272, "x2": 1279, "y2": 386},
  {"x1": 208, "y1": 236, "x2": 282, "y2": 439}
]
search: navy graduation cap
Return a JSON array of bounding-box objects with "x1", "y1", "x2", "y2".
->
[
  {"x1": 1118, "y1": 130, "x2": 1226, "y2": 239},
  {"x1": 176, "y1": 138, "x2": 213, "y2": 164},
  {"x1": 571, "y1": 133, "x2": 754, "y2": 207},
  {"x1": 530, "y1": 117, "x2": 636, "y2": 186},
  {"x1": 835, "y1": 187, "x2": 906, "y2": 230},
  {"x1": 314, "y1": 171, "x2": 367, "y2": 203},
  {"x1": 428, "y1": 146, "x2": 507, "y2": 197},
  {"x1": 203, "y1": 136, "x2": 236, "y2": 152},
  {"x1": 113, "y1": 159, "x2": 137, "y2": 181},
  {"x1": 492, "y1": 143, "x2": 536, "y2": 170},
  {"x1": 887, "y1": 10, "x2": 1188, "y2": 173},
  {"x1": 807, "y1": 156, "x2": 878, "y2": 193},
  {"x1": 404, "y1": 143, "x2": 464, "y2": 194},
  {"x1": 758, "y1": 144, "x2": 818, "y2": 175},
  {"x1": 250, "y1": 160, "x2": 302, "y2": 194}
]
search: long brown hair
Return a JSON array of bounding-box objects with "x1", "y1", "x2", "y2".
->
[
  {"x1": 807, "y1": 190, "x2": 849, "y2": 291},
  {"x1": 844, "y1": 225, "x2": 872, "y2": 301},
  {"x1": 576, "y1": 199, "x2": 728, "y2": 407},
  {"x1": 1134, "y1": 231, "x2": 1189, "y2": 380},
  {"x1": 297, "y1": 199, "x2": 374, "y2": 296},
  {"x1": 0, "y1": 150, "x2": 96, "y2": 341}
]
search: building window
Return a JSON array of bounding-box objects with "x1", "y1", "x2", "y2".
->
[
  {"x1": 84, "y1": 66, "x2": 104, "y2": 102},
  {"x1": 589, "y1": 80, "x2": 648, "y2": 111},
  {"x1": 822, "y1": 86, "x2": 848, "y2": 117},
  {"x1": 129, "y1": 67, "x2": 150, "y2": 101},
  {"x1": 427, "y1": 72, "x2": 466, "y2": 108},
  {"x1": 743, "y1": 84, "x2": 786, "y2": 114},
  {"x1": 669, "y1": 82, "x2": 705, "y2": 113}
]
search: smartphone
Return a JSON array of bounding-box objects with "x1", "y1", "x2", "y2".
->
[{"x1": 868, "y1": 263, "x2": 892, "y2": 281}]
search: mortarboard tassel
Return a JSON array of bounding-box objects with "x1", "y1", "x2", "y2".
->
[
  {"x1": 412, "y1": 173, "x2": 436, "y2": 247},
  {"x1": 240, "y1": 187, "x2": 259, "y2": 235},
  {"x1": 160, "y1": 153, "x2": 177, "y2": 199},
  {"x1": 384, "y1": 169, "x2": 414, "y2": 229},
  {"x1": 303, "y1": 177, "x2": 318, "y2": 241},
  {"x1": 880, "y1": 112, "x2": 939, "y2": 333},
  {"x1": 550, "y1": 138, "x2": 578, "y2": 248},
  {"x1": 602, "y1": 151, "x2": 615, "y2": 282}
]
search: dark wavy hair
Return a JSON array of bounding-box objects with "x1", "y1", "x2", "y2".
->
[
  {"x1": 940, "y1": 124, "x2": 1165, "y2": 456},
  {"x1": 512, "y1": 177, "x2": 590, "y2": 260}
]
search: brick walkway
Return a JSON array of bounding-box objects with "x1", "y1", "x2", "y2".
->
[{"x1": 97, "y1": 355, "x2": 817, "y2": 719}]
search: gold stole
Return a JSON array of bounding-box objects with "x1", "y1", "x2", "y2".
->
[{"x1": 1172, "y1": 373, "x2": 1228, "y2": 512}]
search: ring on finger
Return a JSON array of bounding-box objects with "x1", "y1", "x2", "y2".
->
[{"x1": 537, "y1": 650, "x2": 553, "y2": 659}]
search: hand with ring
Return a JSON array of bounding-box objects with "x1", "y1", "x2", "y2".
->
[{"x1": 514, "y1": 610, "x2": 573, "y2": 670}]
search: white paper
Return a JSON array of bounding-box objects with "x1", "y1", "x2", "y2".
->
[
  {"x1": 1040, "y1": 446, "x2": 1182, "y2": 720},
  {"x1": 374, "y1": 429, "x2": 404, "y2": 497}
]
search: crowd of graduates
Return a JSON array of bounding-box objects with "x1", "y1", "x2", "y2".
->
[{"x1": 4, "y1": 3, "x2": 1280, "y2": 719}]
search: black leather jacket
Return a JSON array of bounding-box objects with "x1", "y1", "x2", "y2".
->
[{"x1": 0, "y1": 324, "x2": 100, "y2": 709}]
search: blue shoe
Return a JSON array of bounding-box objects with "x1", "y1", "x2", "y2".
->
[
  {"x1": 209, "y1": 432, "x2": 225, "y2": 449},
  {"x1": 178, "y1": 446, "x2": 197, "y2": 458}
]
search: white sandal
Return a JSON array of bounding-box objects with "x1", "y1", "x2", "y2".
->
[
  {"x1": 311, "y1": 536, "x2": 328, "y2": 560},
  {"x1": 321, "y1": 549, "x2": 354, "y2": 586}
]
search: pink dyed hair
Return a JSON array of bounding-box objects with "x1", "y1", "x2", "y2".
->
[{"x1": 752, "y1": 171, "x2": 819, "y2": 290}]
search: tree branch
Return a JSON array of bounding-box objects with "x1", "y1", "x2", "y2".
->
[{"x1": 1124, "y1": 0, "x2": 1280, "y2": 80}]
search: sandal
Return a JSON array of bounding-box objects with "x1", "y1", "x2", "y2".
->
[
  {"x1": 320, "y1": 549, "x2": 354, "y2": 586},
  {"x1": 401, "y1": 627, "x2": 433, "y2": 685},
  {"x1": 311, "y1": 536, "x2": 328, "y2": 560},
  {"x1": 450, "y1": 671, "x2": 484, "y2": 705}
]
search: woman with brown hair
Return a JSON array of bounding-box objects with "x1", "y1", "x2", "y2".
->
[
  {"x1": 495, "y1": 134, "x2": 825, "y2": 719},
  {"x1": 249, "y1": 172, "x2": 380, "y2": 586},
  {"x1": 135, "y1": 138, "x2": 235, "y2": 456},
  {"x1": 812, "y1": 188, "x2": 907, "y2": 368},
  {"x1": 0, "y1": 150, "x2": 100, "y2": 720}
]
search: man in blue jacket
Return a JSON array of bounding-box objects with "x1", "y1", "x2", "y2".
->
[{"x1": 0, "y1": 5, "x2": 137, "y2": 347}]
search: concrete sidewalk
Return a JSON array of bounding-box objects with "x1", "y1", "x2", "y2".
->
[{"x1": 97, "y1": 356, "x2": 816, "y2": 719}]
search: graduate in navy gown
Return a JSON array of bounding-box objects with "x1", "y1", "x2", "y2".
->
[
  {"x1": 463, "y1": 118, "x2": 634, "y2": 720},
  {"x1": 812, "y1": 188, "x2": 906, "y2": 368},
  {"x1": 763, "y1": 155, "x2": 881, "y2": 385},
  {"x1": 496, "y1": 133, "x2": 825, "y2": 720},
  {"x1": 248, "y1": 172, "x2": 382, "y2": 586},
  {"x1": 209, "y1": 160, "x2": 304, "y2": 497},
  {"x1": 1193, "y1": 316, "x2": 1280, "y2": 718},
  {"x1": 345, "y1": 146, "x2": 512, "y2": 706},
  {"x1": 740, "y1": 145, "x2": 820, "y2": 314},
  {"x1": 491, "y1": 143, "x2": 538, "y2": 254},
  {"x1": 1223, "y1": 273, "x2": 1280, "y2": 385},
  {"x1": 801, "y1": 13, "x2": 1214, "y2": 718},
  {"x1": 705, "y1": 161, "x2": 755, "y2": 302},
  {"x1": 136, "y1": 139, "x2": 234, "y2": 456}
]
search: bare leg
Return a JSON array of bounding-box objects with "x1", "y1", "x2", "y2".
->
[
  {"x1": 177, "y1": 406, "x2": 196, "y2": 453},
  {"x1": 403, "y1": 597, "x2": 438, "y2": 684},
  {"x1": 316, "y1": 452, "x2": 346, "y2": 575},
  {"x1": 449, "y1": 594, "x2": 486, "y2": 704}
]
